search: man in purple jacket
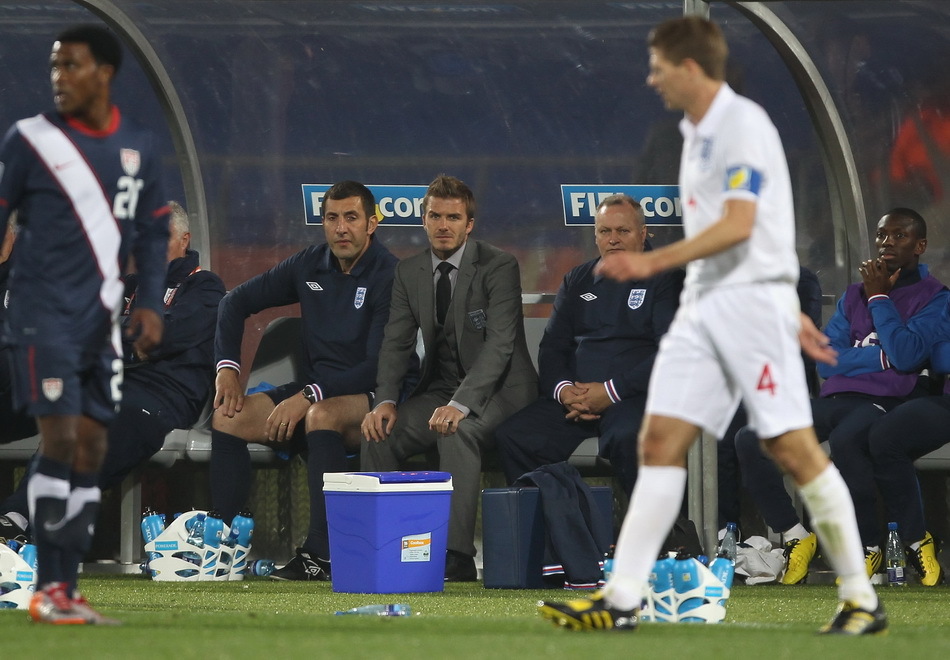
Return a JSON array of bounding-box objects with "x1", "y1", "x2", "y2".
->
[{"x1": 737, "y1": 207, "x2": 949, "y2": 585}]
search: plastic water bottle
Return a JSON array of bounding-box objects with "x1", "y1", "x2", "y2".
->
[
  {"x1": 219, "y1": 527, "x2": 238, "y2": 578},
  {"x1": 335, "y1": 604, "x2": 412, "y2": 616},
  {"x1": 231, "y1": 511, "x2": 255, "y2": 546},
  {"x1": 140, "y1": 508, "x2": 165, "y2": 578},
  {"x1": 18, "y1": 543, "x2": 38, "y2": 572},
  {"x1": 602, "y1": 545, "x2": 614, "y2": 581},
  {"x1": 0, "y1": 581, "x2": 19, "y2": 608},
  {"x1": 885, "y1": 522, "x2": 906, "y2": 587},
  {"x1": 708, "y1": 556, "x2": 735, "y2": 607},
  {"x1": 229, "y1": 511, "x2": 255, "y2": 580},
  {"x1": 203, "y1": 510, "x2": 224, "y2": 548},
  {"x1": 186, "y1": 513, "x2": 206, "y2": 547},
  {"x1": 672, "y1": 553, "x2": 705, "y2": 623},
  {"x1": 221, "y1": 527, "x2": 239, "y2": 549},
  {"x1": 201, "y1": 510, "x2": 224, "y2": 580},
  {"x1": 249, "y1": 559, "x2": 275, "y2": 577},
  {"x1": 178, "y1": 512, "x2": 205, "y2": 568},
  {"x1": 648, "y1": 555, "x2": 676, "y2": 622},
  {"x1": 718, "y1": 522, "x2": 738, "y2": 562}
]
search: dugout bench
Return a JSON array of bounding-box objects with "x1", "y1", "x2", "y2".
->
[{"x1": 6, "y1": 298, "x2": 947, "y2": 570}]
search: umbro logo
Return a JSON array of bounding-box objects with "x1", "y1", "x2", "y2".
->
[
  {"x1": 306, "y1": 282, "x2": 323, "y2": 291},
  {"x1": 580, "y1": 292, "x2": 597, "y2": 301}
]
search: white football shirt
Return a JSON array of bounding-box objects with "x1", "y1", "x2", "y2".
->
[{"x1": 678, "y1": 84, "x2": 799, "y2": 292}]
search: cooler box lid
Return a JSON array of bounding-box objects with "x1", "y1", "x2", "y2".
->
[{"x1": 324, "y1": 471, "x2": 454, "y2": 492}]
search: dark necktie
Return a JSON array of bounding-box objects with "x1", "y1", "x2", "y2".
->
[{"x1": 436, "y1": 261, "x2": 454, "y2": 326}]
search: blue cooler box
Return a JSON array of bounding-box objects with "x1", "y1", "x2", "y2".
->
[
  {"x1": 324, "y1": 471, "x2": 453, "y2": 593},
  {"x1": 481, "y1": 486, "x2": 613, "y2": 588}
]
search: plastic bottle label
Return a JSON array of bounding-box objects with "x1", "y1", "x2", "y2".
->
[{"x1": 887, "y1": 566, "x2": 905, "y2": 584}]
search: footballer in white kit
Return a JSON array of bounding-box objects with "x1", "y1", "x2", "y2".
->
[
  {"x1": 645, "y1": 82, "x2": 813, "y2": 441},
  {"x1": 540, "y1": 16, "x2": 884, "y2": 637}
]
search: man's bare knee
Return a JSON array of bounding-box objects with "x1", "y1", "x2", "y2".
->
[
  {"x1": 212, "y1": 393, "x2": 274, "y2": 441},
  {"x1": 306, "y1": 402, "x2": 336, "y2": 430},
  {"x1": 212, "y1": 407, "x2": 242, "y2": 435},
  {"x1": 306, "y1": 395, "x2": 368, "y2": 434}
]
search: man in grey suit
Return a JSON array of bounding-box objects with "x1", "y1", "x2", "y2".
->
[{"x1": 361, "y1": 174, "x2": 538, "y2": 581}]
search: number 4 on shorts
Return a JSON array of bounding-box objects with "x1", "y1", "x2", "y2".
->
[{"x1": 757, "y1": 363, "x2": 776, "y2": 395}]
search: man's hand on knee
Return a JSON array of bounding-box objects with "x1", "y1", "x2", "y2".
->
[
  {"x1": 213, "y1": 368, "x2": 244, "y2": 418},
  {"x1": 362, "y1": 402, "x2": 397, "y2": 442},
  {"x1": 428, "y1": 405, "x2": 466, "y2": 436},
  {"x1": 266, "y1": 395, "x2": 310, "y2": 443}
]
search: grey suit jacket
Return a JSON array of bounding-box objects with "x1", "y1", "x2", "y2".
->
[{"x1": 375, "y1": 239, "x2": 538, "y2": 417}]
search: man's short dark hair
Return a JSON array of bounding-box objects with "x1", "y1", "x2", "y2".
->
[
  {"x1": 320, "y1": 180, "x2": 376, "y2": 220},
  {"x1": 885, "y1": 207, "x2": 927, "y2": 239},
  {"x1": 648, "y1": 16, "x2": 728, "y2": 81},
  {"x1": 422, "y1": 174, "x2": 476, "y2": 219},
  {"x1": 56, "y1": 24, "x2": 122, "y2": 73}
]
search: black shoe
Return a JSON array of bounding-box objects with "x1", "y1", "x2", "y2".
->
[
  {"x1": 444, "y1": 550, "x2": 478, "y2": 582},
  {"x1": 0, "y1": 514, "x2": 28, "y2": 543},
  {"x1": 818, "y1": 600, "x2": 888, "y2": 635},
  {"x1": 270, "y1": 548, "x2": 330, "y2": 581},
  {"x1": 538, "y1": 591, "x2": 639, "y2": 632}
]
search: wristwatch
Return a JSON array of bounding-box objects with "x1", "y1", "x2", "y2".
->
[{"x1": 302, "y1": 384, "x2": 319, "y2": 404}]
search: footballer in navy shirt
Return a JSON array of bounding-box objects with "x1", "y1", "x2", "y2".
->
[{"x1": 0, "y1": 24, "x2": 168, "y2": 625}]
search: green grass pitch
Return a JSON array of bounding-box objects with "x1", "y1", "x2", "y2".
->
[{"x1": 1, "y1": 578, "x2": 948, "y2": 658}]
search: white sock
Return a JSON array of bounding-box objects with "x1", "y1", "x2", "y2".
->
[
  {"x1": 27, "y1": 471, "x2": 70, "y2": 526},
  {"x1": 603, "y1": 465, "x2": 687, "y2": 611},
  {"x1": 798, "y1": 465, "x2": 877, "y2": 610},
  {"x1": 782, "y1": 522, "x2": 810, "y2": 541}
]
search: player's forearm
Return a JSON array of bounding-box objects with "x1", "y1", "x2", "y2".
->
[{"x1": 650, "y1": 207, "x2": 755, "y2": 271}]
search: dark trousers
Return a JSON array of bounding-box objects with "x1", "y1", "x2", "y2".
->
[
  {"x1": 735, "y1": 393, "x2": 902, "y2": 545},
  {"x1": 817, "y1": 394, "x2": 903, "y2": 547},
  {"x1": 868, "y1": 396, "x2": 950, "y2": 543},
  {"x1": 362, "y1": 382, "x2": 533, "y2": 558},
  {"x1": 0, "y1": 347, "x2": 37, "y2": 444},
  {"x1": 716, "y1": 407, "x2": 748, "y2": 529},
  {"x1": 494, "y1": 395, "x2": 645, "y2": 497}
]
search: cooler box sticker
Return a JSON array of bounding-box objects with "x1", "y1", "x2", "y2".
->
[{"x1": 401, "y1": 533, "x2": 432, "y2": 563}]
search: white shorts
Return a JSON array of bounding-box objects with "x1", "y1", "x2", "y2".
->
[{"x1": 646, "y1": 282, "x2": 813, "y2": 439}]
